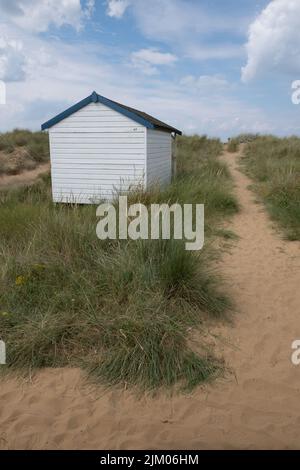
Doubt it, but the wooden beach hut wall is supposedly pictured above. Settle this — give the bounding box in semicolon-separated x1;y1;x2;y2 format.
41;91;182;203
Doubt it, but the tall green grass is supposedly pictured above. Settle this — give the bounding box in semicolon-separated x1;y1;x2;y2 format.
0;135;238;390
241;135;300;240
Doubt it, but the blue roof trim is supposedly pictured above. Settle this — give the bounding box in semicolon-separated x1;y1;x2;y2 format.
41;91;156;131
41;94;94;131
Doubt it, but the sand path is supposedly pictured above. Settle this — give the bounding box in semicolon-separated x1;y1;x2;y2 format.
0;148;300;450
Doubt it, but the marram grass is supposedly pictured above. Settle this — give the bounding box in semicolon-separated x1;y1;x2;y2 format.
0;135;238;390
240;135;300;241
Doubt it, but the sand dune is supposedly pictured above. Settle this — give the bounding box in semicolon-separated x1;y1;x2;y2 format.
0;163;50;189
1;148;300;450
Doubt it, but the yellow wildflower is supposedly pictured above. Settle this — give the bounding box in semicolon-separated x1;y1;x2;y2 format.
33;264;46;271
15;275;27;286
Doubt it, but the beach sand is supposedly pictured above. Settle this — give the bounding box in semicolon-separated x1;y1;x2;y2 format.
1;148;300;450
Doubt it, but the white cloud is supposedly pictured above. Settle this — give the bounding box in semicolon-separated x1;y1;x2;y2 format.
0;36;26;81
107;0;247;62
0;0;96;83
117;0;247;42
242;0;300;82
0;0;94;33
0;22;59;83
130;0;195;41
0;22;292;141
0;0;298;141
84;0;96;19
106;0;130;19
186;43;243;61
0;37;288;141
131;48;177;75
180;75;230;93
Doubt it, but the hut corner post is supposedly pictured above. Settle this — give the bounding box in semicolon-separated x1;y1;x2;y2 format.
171;133;177;182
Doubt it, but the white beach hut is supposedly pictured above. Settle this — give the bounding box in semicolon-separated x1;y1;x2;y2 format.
41;91;182;204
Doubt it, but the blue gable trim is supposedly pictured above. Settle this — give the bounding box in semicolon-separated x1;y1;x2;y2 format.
41;91;156;131
41;94;94;131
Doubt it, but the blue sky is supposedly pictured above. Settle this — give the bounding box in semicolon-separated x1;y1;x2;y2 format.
0;0;300;140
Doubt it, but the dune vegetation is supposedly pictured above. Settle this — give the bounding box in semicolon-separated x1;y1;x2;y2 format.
227;139;239;153
0;129;49;176
0;135;239;390
240;135;300;241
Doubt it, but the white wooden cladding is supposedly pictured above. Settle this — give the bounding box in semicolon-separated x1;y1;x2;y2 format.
146;129;172;187
48;101;172;203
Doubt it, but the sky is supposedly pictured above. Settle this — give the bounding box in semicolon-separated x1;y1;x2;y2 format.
0;0;300;140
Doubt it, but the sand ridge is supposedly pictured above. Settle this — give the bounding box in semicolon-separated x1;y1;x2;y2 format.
0;163;50;189
0;148;300;450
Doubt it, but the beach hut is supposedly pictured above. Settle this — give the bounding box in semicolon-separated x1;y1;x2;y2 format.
41;91;182;203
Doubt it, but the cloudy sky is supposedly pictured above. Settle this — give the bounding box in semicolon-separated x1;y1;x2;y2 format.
0;0;300;140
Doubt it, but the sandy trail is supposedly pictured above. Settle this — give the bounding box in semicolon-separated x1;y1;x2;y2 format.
1;148;300;450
